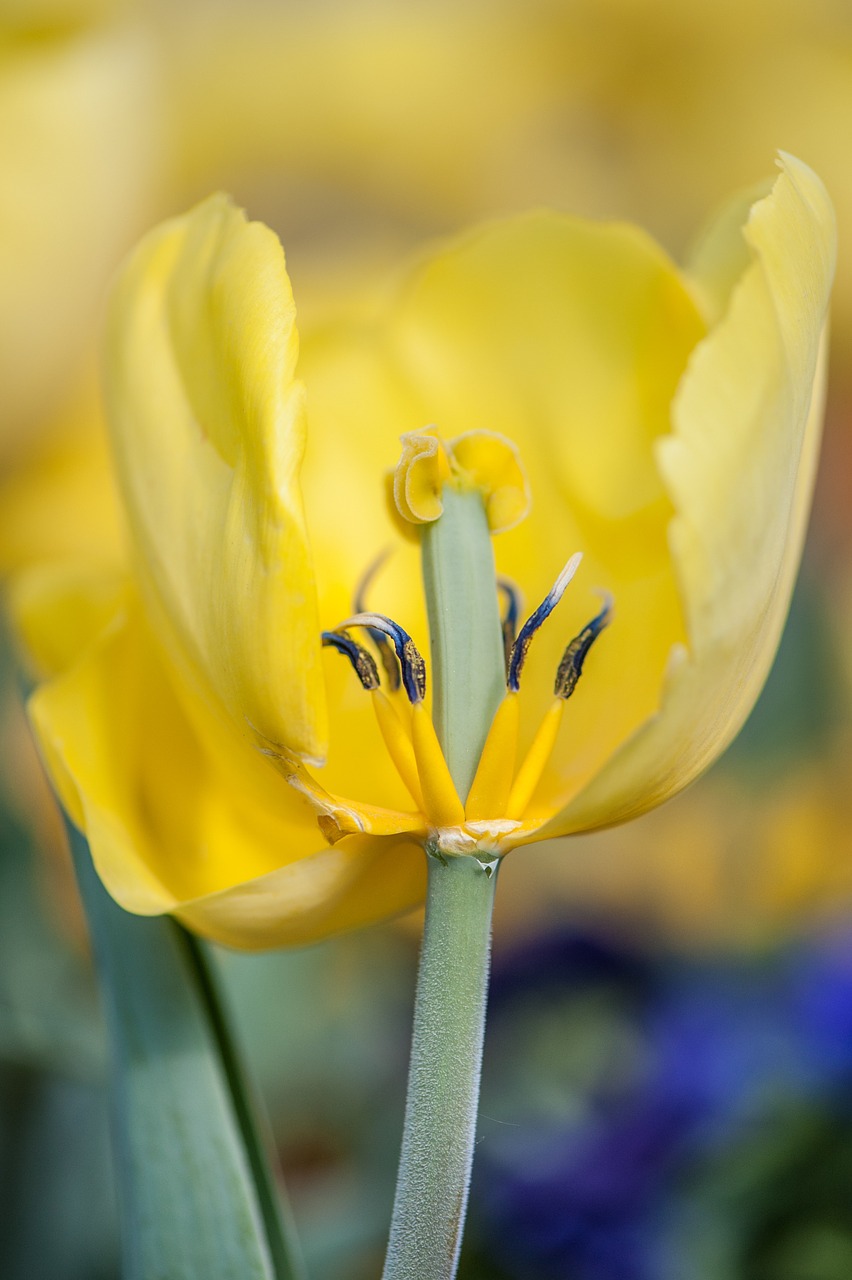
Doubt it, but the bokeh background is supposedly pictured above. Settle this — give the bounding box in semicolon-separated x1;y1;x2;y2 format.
2;1;852;1276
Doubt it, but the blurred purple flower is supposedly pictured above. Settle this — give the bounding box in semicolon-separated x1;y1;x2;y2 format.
474;927;852;1279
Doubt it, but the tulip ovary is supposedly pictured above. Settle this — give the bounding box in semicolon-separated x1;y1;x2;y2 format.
420;485;506;802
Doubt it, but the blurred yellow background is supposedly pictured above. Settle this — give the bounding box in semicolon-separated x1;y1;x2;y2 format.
3;0;852;948
2;6;852;1275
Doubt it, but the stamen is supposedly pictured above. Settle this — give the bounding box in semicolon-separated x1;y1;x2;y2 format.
554;593;613;700
354;550;401;692
410;703;465;827
262;745;420;838
465;692;520;821
507;552;583;692
372;691;425;810
321;631;380;690
497;577;523;672
337;612;426;704
506;700;564;818
505;593;614;819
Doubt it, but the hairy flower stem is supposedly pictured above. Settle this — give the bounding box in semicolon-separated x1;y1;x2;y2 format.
382;488;505;1280
381;855;497;1280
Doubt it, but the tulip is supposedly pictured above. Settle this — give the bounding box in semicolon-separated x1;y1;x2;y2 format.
18;152;832;950
16;152;833;1279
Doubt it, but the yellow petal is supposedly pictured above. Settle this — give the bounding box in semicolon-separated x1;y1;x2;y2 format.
546;154;835;835
27;598;424;945
380;211;704;814
177;834;425;951
296;213;698;699
685;179;774;327
7;559;125;680
105;194;326;762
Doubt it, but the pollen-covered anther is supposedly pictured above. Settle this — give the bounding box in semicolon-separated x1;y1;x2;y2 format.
337;612;426;704
322;608;465;827
464;562;613;824
554;592;614;700
321;630;380;690
507;552;583;692
315;561;611;849
506;594;614;819
353;550;401;691
324;606;465;824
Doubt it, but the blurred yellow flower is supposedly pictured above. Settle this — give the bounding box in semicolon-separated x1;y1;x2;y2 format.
495;750;852;950
0;4;164;462
17;155;834;949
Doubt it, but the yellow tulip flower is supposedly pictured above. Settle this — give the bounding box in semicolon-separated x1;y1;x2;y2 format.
20;153;834;949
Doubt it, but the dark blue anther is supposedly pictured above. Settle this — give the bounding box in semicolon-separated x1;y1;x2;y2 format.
507;553;582;692
336;612;426;704
321;631;380;691
354;550;401;692
554;593;613;700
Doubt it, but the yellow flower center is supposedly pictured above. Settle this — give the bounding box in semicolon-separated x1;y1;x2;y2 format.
263;429;611;860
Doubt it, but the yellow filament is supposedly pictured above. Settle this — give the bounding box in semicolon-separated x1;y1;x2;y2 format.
507;699;564;818
372;690;426;811
281;757;422;838
341;798;425;836
390;685;414;725
411;702;465;827
465;693;520;821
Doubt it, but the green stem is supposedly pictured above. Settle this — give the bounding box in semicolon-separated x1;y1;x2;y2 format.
383;487;505;1280
381;856;497;1280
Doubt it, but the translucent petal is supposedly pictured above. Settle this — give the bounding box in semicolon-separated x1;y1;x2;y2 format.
545;154;835;834
28;597;423;945
105;194;326;761
177;834;425;951
381;211;704;811
8;559;125;680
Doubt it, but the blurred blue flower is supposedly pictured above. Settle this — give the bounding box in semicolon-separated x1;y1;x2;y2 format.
473;927;852;1279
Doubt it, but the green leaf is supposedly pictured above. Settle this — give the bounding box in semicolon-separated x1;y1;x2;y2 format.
67;823;306;1280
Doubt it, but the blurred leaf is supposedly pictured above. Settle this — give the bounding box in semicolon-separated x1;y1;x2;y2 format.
68;823;306;1280
215;931;417;1280
0;1065;118;1280
0;804;103;1077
